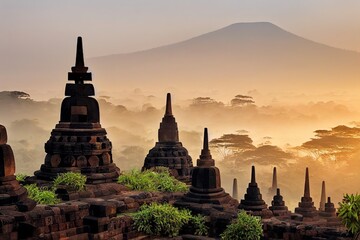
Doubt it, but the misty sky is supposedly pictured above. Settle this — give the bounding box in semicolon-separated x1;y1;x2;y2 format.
1;0;360;98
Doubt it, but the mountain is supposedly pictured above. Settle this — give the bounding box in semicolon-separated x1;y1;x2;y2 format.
89;22;360;96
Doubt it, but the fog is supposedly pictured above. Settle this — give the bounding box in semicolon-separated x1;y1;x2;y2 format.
1;90;360;211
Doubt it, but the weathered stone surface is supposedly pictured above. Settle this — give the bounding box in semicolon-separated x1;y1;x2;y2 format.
0;124;31;208
34;37;120;184
142;93;193;183
269;188;290;217
175;128;238;221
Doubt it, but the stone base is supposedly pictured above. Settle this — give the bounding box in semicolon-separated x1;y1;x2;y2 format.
180;187;237;206
143;142;193;183
34;163;120;184
0;175;28;205
295;206;318;219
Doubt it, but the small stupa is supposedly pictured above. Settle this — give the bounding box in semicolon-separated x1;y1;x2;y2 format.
232;178;238;200
294;168;318;219
268;167;277;197
269;188;290;216
142;93;193;183
175;128;236;206
239;166;269;212
0;124;31;207
319;181;326;212
34;37;120;184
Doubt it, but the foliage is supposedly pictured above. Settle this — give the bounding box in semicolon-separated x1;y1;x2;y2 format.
231;94;255;107
53;172;87;191
338;193;360;236
188;214;208;236
300;125;360;163
133;203;191;237
24;184;60;205
220;211;263;240
15;173;28;182
118;169;187;192
190;97;224;108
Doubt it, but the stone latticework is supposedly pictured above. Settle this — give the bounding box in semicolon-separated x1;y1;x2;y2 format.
34;37;120;184
142;93;193;183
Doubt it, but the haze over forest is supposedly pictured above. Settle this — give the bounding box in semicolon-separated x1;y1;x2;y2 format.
2;22;360;211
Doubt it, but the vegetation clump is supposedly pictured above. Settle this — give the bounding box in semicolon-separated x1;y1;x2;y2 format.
221;211;262;240
24;184;60;205
53;172;87;191
133;203;208;237
15;173;28;182
118;169;187;192
338;193;360;237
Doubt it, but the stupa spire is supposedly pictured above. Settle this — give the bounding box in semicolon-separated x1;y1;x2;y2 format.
272;167;277;189
68;36;92;83
319;181;326;211
251;165;256;184
304;167;310;198
200;128;212;161
165;93;173;116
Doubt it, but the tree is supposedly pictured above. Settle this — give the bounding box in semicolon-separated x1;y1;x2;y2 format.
210;133;256;158
299;125;360;163
190;97;224;108
230;94;255;107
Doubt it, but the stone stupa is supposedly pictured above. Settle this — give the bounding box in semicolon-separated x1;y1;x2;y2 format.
294;168;318;219
269;188;290;216
175;128;236;208
239;166;268;211
34;37;120;184
0;124;35;210
142;93;193;183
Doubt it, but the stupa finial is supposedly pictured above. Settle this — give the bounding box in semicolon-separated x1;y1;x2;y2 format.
165;93;173;116
68;36;92;83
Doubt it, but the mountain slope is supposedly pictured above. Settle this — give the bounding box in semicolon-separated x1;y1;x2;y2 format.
89;22;360;94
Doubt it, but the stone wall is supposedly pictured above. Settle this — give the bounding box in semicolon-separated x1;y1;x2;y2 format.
0;191;182;240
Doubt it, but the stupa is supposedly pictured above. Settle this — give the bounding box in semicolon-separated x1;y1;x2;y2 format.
34;37;120;184
294;168;318;219
142;93;193;183
268;167;277;197
269;188;290;216
239;166;268;212
319;197;336;218
232;178;238;200
0;124;28;205
319;181;326;212
175;128;235;206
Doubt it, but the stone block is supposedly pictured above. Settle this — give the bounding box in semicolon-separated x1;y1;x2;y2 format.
0;145;15;177
89;202;117;217
83;216;110;233
0;125;7;145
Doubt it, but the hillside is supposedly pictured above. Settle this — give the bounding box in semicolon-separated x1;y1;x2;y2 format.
89;22;360;95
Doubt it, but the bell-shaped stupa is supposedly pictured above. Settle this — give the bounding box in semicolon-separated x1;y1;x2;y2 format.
34;37;120;184
142;93;193;183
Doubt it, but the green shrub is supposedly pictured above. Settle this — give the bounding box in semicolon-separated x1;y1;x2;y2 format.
133;203;191;237
15;173;28;182
221;211;263;240
118;169;187;192
24;184;60;205
338;193;360;236
53;172;87;191
188;214;208;236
